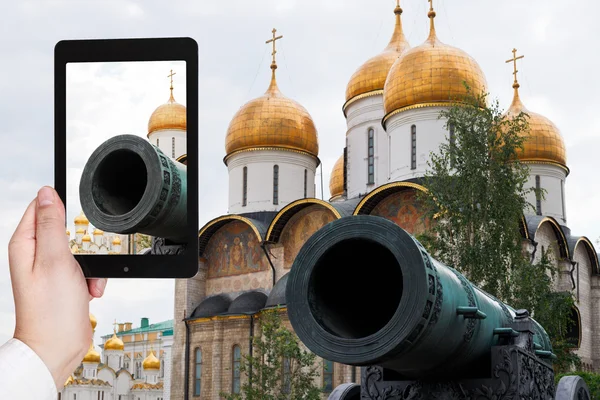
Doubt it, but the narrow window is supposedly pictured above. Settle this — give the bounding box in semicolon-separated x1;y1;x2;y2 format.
157;138;159;147
449;124;456;168
273;165;279;205
343;147;347;193
323;359;334;393
282;357;291;394
367;129;375;184
172;137;175;158
411;125;417;170
194;348;202;396
304;169;308;198
242;167;248;207
161;359;164;377
232;345;242;393
561;180;566;221
535;175;542;215
58;394;62;400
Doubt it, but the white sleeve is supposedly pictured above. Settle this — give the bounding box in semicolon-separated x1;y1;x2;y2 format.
0;338;58;400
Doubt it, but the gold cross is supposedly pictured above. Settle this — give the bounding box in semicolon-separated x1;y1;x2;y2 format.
266;28;283;66
396;0;400;7
428;0;434;11
167;69;176;89
113;319;118;333
505;48;524;86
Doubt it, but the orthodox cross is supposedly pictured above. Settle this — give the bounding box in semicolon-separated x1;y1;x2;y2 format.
428;0;434;11
113;319;118;333
396;0;400;7
266;28;283;67
506;49;524;87
168;69;176;94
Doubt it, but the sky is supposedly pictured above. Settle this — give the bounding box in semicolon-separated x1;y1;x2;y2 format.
66;60;186;233
0;0;599;346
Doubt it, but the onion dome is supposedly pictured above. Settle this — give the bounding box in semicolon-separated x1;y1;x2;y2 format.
82;235;92;243
344;2;410;113
66;230;70;236
329;155;344;201
104;331;125;351
93;229;104;236
74;212;89;226
112;236;122;245
89;313;97;331
147;74;186;137
383;3;487;126
225;33;318;162
83;343;101;363
504;53;567;170
143;350;160;370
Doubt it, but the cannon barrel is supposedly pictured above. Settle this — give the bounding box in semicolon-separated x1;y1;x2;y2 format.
79;134;187;243
286;215;553;379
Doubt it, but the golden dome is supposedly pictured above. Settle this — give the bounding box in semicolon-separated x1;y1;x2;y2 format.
143;350;160;370
83;343;101;363
383;6;487;125
74;212;89;226
89;313;97;331
112;236;122;245
225;67;319;160
104;331;125;351
66;230;70;236
82;235;92;242
344;4;410;109
148;88;186;136
93;229;104;236
76;228;85;234
329;155;344;200
505;84;567;169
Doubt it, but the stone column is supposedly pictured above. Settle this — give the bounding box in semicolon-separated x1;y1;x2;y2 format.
212;319;225;399
591;275;600;371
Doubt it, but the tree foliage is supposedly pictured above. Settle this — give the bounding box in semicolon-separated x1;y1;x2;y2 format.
135;233;152;253
221;308;322;400
417;87;579;371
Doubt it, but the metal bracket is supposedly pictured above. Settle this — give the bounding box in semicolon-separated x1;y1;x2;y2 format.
456;306;487;319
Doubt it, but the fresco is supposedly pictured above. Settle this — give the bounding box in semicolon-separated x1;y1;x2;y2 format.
370;189;430;236
280;205;337;269
206;221;268;279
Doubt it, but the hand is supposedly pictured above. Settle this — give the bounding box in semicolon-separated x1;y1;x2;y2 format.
8;186;108;389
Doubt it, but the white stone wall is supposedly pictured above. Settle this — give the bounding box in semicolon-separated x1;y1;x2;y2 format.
523;164;567;225
572;243;593;365
227;150;317;214
149;129;186;160
386;106;450;183
344;95;388;198
162;335;173;400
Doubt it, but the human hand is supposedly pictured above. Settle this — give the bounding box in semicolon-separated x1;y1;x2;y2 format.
8;186;108;389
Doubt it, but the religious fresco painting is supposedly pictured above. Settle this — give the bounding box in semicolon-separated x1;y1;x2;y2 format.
370;189;430;236
280;206;336;268
206;221;268;279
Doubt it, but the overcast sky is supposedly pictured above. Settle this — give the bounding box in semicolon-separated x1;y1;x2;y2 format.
66;60;186;232
0;0;598;346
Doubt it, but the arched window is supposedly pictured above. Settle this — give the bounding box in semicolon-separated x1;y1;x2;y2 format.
323;359;334;393
367;128;375;184
566;307;581;348
172;137;175;158
161;359;164;377
282;357;291;394
232;345;242;393
194;347;202;396
273;165;279;205
242;167;248;207
411;125;417;170
304;169;308;198
535;175;542;215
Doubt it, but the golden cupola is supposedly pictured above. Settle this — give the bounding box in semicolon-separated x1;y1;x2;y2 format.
224;30;318;162
112;236;122;245
343;1;410;113
104;330;125;351
504;50;567;170
383;2;487;126
82;234;91;243
74;212;89;226
89;313;97;331
329;155;344;201
143;350;160;370
83;343;101;363
148;72;187;137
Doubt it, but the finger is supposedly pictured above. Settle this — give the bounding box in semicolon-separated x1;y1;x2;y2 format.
8;198;38;276
34;187;71;267
87;278;107;299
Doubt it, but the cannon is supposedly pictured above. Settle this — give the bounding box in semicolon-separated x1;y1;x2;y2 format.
79;134;187;245
286;216;588;399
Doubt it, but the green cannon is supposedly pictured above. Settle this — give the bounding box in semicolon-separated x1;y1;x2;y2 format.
286;215;554;380
79;134;186;243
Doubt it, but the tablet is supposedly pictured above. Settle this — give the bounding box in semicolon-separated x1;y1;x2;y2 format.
55;37;198;278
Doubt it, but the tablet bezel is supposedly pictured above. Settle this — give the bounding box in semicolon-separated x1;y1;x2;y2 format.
55;37;199;278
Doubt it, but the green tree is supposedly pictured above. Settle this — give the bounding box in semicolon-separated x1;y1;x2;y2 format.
221;308;322;400
135;233;152;253
417;87;578;371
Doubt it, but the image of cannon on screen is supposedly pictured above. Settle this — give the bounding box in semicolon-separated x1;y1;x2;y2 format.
66;61;187;255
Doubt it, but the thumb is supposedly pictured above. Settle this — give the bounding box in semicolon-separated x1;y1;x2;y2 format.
34;187;70;267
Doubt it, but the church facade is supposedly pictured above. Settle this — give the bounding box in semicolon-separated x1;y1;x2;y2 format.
169;3;600;399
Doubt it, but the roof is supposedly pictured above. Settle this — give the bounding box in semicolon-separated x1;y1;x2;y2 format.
101;320;174;339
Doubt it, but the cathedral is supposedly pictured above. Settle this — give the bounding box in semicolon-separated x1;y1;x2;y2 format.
167;2;599;399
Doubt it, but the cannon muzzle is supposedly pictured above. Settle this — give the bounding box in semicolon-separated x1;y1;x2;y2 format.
286;215;552;379
79;134;187;243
